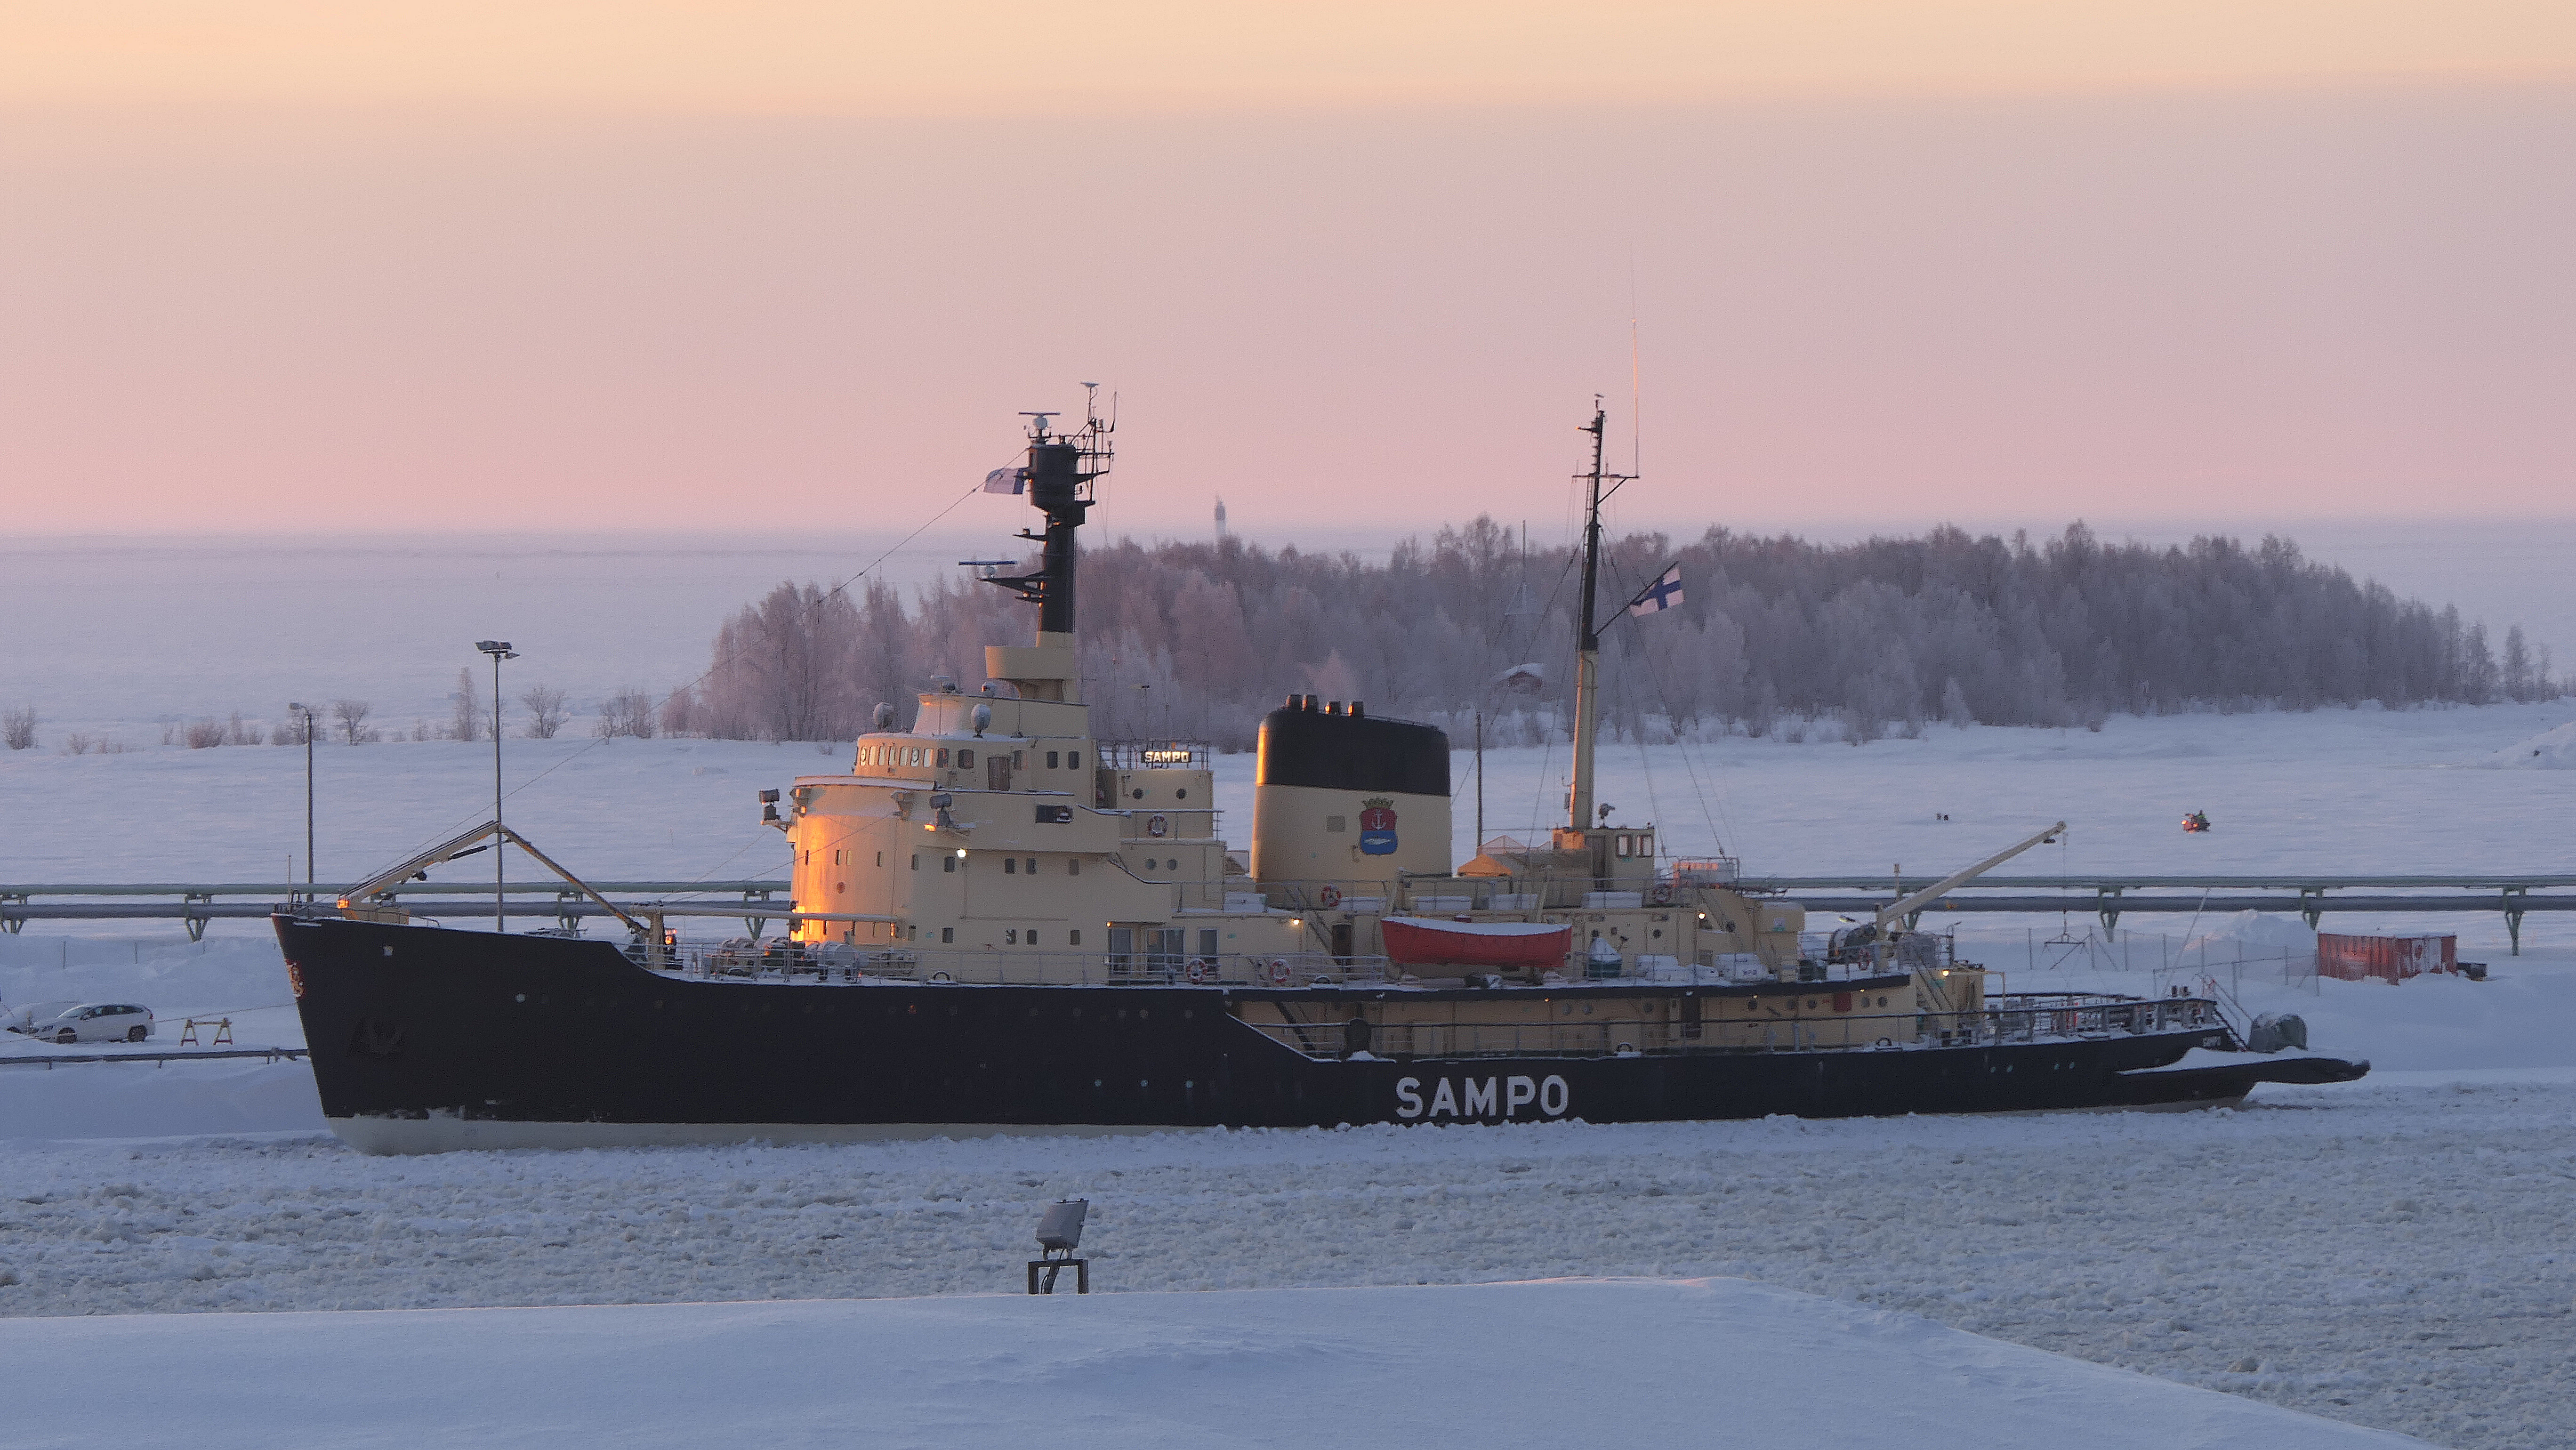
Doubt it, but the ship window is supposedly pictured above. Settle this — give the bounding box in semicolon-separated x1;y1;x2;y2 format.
1326;815;1347;832
910;854;919;870
1615;835;1633;857
875;851;884;867
1068;750;1080;769
942;927;954;943
1069;859;1080;876
1014;751;1025;768
1025;858;1037;874
1070;929;1082;946
802;850;811;865
1005;858;1017;874
1199;928;1218;955
912;748;926;767
958;749;974;769
937;749;950;767
943;855;956;874
1175;788;1187;799
1047;750;1060;769
1006;929;1017;944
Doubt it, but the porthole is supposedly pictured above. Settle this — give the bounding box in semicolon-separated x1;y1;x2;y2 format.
1175;788;1187;799
1133;788;1145;800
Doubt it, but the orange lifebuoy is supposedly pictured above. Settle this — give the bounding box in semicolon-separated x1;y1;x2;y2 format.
1147;814;1169;838
1317;885;1342;910
1650;883;1674;905
1185;958;1209;983
1267;959;1292;985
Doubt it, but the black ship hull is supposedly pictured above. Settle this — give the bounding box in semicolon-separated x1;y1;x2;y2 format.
277;916;2369;1154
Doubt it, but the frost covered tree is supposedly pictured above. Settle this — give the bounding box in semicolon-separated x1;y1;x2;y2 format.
2503;626;2531;703
687;517;2550;745
2;704;34;751
450;667;481;742
519;683;568;739
331;699;372;745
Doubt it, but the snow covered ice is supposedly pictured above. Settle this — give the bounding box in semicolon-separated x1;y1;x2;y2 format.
0;1279;2437;1449
6;701;2576;1447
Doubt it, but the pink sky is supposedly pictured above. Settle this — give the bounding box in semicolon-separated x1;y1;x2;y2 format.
2;3;2571;536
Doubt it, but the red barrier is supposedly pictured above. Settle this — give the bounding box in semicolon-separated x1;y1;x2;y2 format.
2317;932;2456;983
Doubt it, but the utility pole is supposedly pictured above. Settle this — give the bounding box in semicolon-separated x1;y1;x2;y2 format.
475;641;517;931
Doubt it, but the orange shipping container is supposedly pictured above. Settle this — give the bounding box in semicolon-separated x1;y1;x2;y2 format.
2317;932;2456;983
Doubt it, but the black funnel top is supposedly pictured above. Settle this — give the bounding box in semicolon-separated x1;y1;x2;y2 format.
1257;701;1449;796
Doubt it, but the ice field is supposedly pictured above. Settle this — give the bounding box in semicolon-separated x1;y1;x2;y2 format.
3;700;2574;1447
0;1279;2433;1450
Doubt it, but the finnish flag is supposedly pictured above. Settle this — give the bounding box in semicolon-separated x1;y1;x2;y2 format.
1626;564;1684;617
983;467;1028;495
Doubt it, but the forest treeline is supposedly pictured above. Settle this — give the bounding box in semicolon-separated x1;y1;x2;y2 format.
660;519;2564;749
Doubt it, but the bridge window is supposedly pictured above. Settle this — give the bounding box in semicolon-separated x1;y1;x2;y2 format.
958;749;975;769
1615;835;1633;857
1025;858;1037;874
1070;929;1082;945
943;855;957;874
1047;750;1060;769
1068;750;1080;769
941;927;954;943
937;749;950;767
1006;929;1017;944
1069;859;1080;876
1005;858;1017;874
1013;751;1025;768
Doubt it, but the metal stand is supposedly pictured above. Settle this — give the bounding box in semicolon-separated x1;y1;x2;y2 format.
1026;1257;1089;1294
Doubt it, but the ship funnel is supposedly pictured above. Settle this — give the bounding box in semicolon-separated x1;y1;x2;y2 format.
1251;702;1450;888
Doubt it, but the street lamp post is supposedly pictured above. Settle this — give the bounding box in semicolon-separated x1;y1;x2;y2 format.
475;641;517;932
287;702;316;902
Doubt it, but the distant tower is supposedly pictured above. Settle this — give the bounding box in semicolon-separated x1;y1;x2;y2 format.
1214;496;1228;538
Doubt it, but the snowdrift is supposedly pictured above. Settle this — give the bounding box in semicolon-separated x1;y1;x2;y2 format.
2477;719;2576;769
0;1279;2429;1450
2182;910;2318;956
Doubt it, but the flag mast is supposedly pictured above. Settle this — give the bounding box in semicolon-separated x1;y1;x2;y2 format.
1567;401;1628;834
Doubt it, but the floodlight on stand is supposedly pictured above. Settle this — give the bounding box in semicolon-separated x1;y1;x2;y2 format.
1027;1197;1090;1295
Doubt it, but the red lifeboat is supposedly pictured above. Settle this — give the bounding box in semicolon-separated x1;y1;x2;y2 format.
1378;917;1572;969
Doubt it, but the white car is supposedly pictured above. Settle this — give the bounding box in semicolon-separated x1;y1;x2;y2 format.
25;1003;155;1045
4;1000;85;1036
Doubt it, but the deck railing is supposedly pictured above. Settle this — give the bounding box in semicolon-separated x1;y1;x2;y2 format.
638;943;1391;988
1239;991;2227;1061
